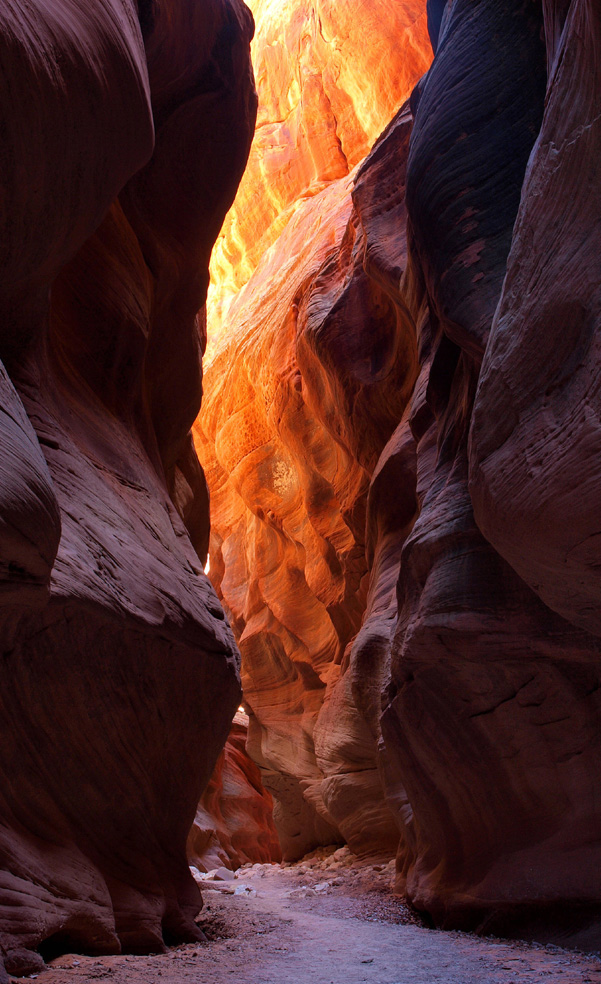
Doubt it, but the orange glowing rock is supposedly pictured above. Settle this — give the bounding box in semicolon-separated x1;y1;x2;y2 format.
197;0;431;859
207;0;431;354
188;712;282;871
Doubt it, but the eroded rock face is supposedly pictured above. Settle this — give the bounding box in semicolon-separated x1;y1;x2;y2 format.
200;0;601;950
187;712;282;871
0;0;255;973
207;0;432;347
196;0;432;859
380;0;601;948
469;0;601;637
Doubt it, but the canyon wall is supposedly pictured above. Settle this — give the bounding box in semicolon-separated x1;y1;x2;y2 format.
187;711;281;872
380;0;601;947
200;0;601;949
195;0;431;860
0;0;256;976
206;0;432;353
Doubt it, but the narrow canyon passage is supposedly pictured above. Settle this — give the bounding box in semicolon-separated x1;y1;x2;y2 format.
193;0;601;954
30;854;601;984
1;0;601;980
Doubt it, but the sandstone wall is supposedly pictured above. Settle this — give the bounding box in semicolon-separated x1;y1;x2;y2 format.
0;0;256;976
199;0;601;950
206;0;431;351
187;712;282;872
380;0;601;948
195;0;431;860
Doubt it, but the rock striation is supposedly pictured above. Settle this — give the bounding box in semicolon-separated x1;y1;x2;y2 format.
0;0;255;975
200;0;601;951
380;0;601;948
206;0;432;351
195;0;431;860
469;0;601;637
187;711;282;872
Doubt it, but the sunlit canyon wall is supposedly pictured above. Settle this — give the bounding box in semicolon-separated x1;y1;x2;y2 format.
197;0;601;948
195;0;432;861
0;0;256;977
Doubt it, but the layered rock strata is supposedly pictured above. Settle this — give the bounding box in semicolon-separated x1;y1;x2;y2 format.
380;0;601;947
0;0;255;975
206;0;432;351
187;711;282;872
200;0;601;950
196;0;432;860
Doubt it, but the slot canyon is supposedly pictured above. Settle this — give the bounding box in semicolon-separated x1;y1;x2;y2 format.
0;0;600;981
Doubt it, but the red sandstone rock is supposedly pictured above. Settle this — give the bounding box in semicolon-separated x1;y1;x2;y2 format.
0;367;60;610
196;175;364;859
207;0;431;348
193;0;601;952
379;0;601;949
0;0;255;974
0;0;154;362
469;0;601;639
196;56;426;858
187;712;281;871
196;0;601;953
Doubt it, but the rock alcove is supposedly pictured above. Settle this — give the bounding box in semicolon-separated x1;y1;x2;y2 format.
1;0;601;980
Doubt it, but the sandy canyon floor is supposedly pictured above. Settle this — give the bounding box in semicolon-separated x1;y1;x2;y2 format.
27;848;601;984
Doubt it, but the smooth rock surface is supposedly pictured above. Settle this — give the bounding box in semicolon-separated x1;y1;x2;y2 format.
379;0;601;948
196;1;431;860
469;0;601;637
0;0;255;972
188;712;282;871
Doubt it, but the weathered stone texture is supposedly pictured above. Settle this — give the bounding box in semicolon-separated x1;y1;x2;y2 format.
196;0;432;858
188;712;282;872
0;0;256;974
201;0;601;951
207;0;431;348
380;0;601;948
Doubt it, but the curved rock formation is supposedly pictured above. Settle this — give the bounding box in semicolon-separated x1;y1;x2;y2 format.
380;0;601;948
0;0;255;975
207;0;432;348
469;0;601;637
200;0;601;951
196;0;432;860
187;712;282;872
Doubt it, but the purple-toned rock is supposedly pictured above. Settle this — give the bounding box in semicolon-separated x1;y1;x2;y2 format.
470;0;601;639
379;0;601;950
0;0;256;972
